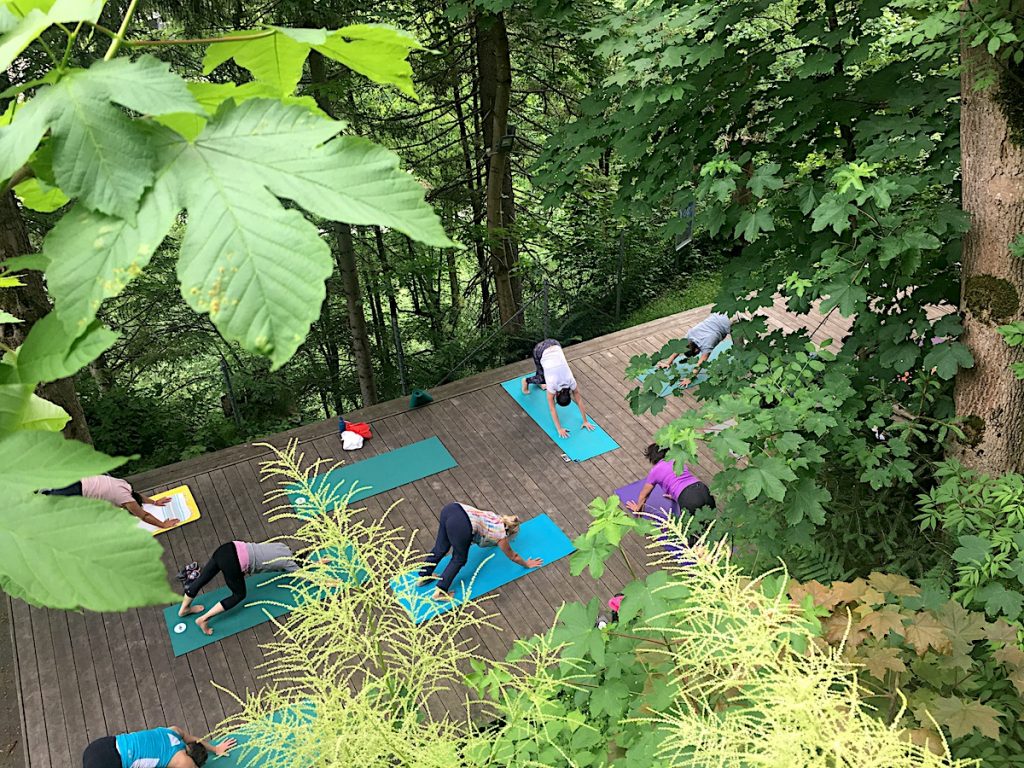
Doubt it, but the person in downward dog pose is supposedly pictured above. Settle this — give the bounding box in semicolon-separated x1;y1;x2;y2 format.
420;502;544;601
177;540;301;635
521;338;596;439
656;311;732;387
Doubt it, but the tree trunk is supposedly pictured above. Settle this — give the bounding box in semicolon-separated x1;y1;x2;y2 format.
952;33;1024;474
0;191;92;444
307;50;377;407
335;222;377;406
375;227;408;395
477;12;522;332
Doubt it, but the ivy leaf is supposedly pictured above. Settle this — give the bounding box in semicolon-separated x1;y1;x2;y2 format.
923;341;974;380
810;193;857;234
740;456;797;502
158;99;451;368
0;431;126;493
15;313;118;384
929;695;1003;740
0;492;176;611
952;534;992;565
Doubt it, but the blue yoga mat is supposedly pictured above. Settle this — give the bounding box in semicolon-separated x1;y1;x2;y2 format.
500;378;619;461
392;513;575;623
287;437;457;513
636;339;733;397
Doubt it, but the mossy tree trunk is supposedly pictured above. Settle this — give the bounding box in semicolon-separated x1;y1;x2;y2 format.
953;32;1024;474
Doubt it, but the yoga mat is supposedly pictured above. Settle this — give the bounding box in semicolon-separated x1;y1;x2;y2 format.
500;378;619;461
210;702;316;767
392;513;575;623
636;338;733;397
140;484;201;536
288;437;457;512
164;551;357;656
614;479;691;562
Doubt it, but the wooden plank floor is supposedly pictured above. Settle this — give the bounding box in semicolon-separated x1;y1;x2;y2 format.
6;300;953;767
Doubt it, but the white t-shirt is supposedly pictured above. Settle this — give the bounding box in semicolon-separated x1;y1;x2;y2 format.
540;345;577;394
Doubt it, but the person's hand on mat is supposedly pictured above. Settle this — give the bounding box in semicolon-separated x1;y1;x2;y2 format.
625;500;642;513
153;497;172;506
680;377;692;388
581;420;596;431
657;355;677;369
212;738;237;757
157;518;177;529
557;427;569;438
524;557;543;568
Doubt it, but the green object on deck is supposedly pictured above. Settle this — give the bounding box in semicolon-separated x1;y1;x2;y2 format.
409;388;433;408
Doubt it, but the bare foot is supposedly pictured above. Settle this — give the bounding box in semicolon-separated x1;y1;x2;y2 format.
432;589;453;602
196;617;213;636
521;379;530;394
178;605;204;617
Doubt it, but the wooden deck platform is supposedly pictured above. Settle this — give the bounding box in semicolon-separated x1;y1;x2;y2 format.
4;298;888;767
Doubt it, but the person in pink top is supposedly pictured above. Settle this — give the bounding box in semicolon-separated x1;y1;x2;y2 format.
43;474;177;529
626;443;716;516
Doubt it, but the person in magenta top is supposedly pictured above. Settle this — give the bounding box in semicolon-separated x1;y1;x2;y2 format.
626;443;716;515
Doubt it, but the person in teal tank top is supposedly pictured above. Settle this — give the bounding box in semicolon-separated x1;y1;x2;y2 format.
81;725;235;768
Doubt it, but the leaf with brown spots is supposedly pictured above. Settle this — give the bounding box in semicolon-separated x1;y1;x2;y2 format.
856;604;907;641
929;695;1003;740
903;614;952;656
868;572;921;598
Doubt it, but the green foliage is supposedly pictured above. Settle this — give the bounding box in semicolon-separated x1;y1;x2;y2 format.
0;1;452;611
918;463;1024;624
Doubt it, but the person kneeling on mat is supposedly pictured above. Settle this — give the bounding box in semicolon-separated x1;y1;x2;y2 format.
420;502;544;601
178;540;301;635
656;311;732;387
82;725;235;768
521;338;596;439
626;443;716;516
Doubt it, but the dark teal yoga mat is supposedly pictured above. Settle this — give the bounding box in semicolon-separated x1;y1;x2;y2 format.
288;437;457;512
209;701;316;766
392;513;575;623
164;550;358;656
500;378;618;461
636;338;732;397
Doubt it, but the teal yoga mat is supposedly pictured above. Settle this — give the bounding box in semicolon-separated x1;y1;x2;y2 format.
500;378;618;461
164;551;358;656
636;339;732;397
210;701;316;767
288;437;457;512
392;513;575;623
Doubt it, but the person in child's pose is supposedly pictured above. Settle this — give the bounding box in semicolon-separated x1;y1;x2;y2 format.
626;443;716;516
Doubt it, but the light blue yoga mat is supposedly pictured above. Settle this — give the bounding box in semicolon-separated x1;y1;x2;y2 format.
392;513;575;623
636;339;732;397
500;378;619;461
287;437;457;513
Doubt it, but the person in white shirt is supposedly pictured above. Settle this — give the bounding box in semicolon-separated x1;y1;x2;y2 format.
657;312;732;386
521;339;596;439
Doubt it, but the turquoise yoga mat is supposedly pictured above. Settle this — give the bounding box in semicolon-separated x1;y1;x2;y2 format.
163;551;359;657
288;437;457;513
500;378;619;461
392;513;575;624
636;339;732;397
210;701;316;767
